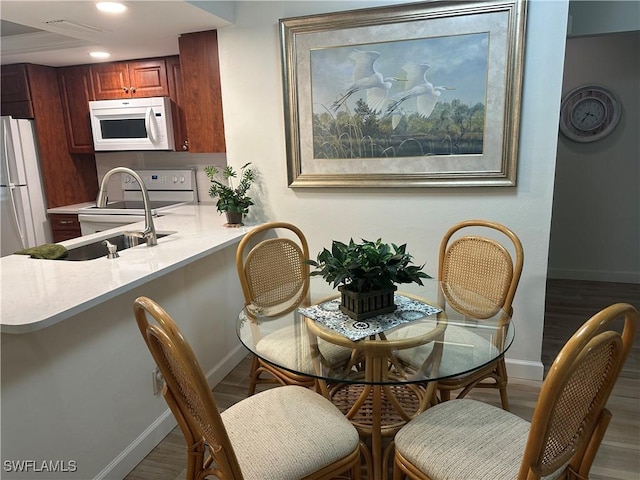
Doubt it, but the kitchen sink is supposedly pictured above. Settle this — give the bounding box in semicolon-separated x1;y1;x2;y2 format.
63;232;174;261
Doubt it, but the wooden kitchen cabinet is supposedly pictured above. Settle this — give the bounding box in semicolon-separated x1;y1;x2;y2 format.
57;65;95;154
0;64;34;118
7;63;99;210
91;58;169;100
56;39;225;154
166;55;189;152
50;214;82;242
178;30;226;153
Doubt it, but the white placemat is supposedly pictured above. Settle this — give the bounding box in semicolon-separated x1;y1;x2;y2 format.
299;294;442;341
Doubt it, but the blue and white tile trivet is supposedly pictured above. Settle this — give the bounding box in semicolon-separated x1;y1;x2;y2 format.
299;295;442;341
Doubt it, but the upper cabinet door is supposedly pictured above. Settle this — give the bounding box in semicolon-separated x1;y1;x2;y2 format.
127;59;169;98
23;64;99;208
57;65;95;154
166;55;189;152
178;30;226;153
91;58;169;100
1;64;34;118
91;61;130;99
1;64;31;103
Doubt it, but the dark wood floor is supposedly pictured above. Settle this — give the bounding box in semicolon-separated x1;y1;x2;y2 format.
125;279;640;480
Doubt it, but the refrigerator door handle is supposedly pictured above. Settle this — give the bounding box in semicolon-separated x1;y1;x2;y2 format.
6;185;27;250
2;119;17;187
2;121;27;248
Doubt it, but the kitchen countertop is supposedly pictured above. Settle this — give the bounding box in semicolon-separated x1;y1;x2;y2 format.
1;205;255;334
47;201;96;214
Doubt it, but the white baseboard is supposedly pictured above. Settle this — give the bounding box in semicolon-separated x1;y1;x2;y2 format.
205;344;251;391
94;408;177;480
95;344;248;480
547;268;640;284
506;358;544;381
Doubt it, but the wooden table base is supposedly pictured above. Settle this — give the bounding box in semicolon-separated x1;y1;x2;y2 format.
321;358;437;480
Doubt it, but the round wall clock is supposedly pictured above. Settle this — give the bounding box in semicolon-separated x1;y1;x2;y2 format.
559;85;621;143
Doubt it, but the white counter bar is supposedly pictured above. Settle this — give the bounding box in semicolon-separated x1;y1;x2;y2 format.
46;201;95;214
1;205;260;480
1;204;252;333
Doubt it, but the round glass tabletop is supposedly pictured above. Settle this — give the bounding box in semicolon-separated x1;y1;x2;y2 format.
237;279;514;386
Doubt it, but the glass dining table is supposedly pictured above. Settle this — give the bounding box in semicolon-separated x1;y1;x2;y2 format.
236;279;514;480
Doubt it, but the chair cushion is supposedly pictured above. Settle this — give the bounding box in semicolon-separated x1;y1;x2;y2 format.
256;324;352;375
394;399;564;480
388;324;499;377
222;385;360;480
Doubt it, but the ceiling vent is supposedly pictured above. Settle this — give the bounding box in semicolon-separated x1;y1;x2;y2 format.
44;19;107;34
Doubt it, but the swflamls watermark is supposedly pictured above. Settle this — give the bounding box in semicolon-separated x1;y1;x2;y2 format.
3;460;78;473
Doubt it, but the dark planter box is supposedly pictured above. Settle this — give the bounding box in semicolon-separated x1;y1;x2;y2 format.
338;285;397;321
224;211;244;225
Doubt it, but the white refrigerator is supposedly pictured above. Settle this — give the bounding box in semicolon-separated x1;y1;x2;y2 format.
1;116;51;257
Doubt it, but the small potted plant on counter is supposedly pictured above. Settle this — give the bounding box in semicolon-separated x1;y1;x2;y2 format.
307;238;430;320
205;163;255;226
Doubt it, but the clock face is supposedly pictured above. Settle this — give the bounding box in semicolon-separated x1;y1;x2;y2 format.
570;98;606;131
559;85;621;143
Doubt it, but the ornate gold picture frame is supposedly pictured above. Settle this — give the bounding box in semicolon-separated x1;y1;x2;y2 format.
280;0;527;187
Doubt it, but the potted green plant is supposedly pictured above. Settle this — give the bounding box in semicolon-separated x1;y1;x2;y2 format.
205;163;255;226
307;238;430;320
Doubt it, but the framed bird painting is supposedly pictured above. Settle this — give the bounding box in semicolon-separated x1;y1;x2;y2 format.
280;0;527;187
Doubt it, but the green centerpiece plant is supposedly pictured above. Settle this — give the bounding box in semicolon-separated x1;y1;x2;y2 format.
307;238;430;320
205;163;255;225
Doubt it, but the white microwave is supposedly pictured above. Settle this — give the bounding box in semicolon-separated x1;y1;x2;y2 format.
89;97;175;151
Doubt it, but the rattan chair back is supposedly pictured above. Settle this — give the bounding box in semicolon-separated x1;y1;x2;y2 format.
236;222;310;317
236;222;317;395
438;219;523;319
519;302;637;479
435;219;523;410
134;296;243;480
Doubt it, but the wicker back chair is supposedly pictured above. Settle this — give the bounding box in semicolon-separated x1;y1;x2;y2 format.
134;296;363;480
436;219;524;409
237;222;311;318
392;302;637;480
236;222;317;394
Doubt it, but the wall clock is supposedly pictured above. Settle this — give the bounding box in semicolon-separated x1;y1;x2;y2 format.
559;85;621;143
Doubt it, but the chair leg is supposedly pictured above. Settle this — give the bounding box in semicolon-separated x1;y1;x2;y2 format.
247;354;260;396
497;358;510;411
439;388;451;402
186;441;206;480
393;454;403;480
393;451;415;480
352;448;363;480
498;385;510;410
393;463;404;480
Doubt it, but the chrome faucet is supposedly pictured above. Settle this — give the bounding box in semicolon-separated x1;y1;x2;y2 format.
96;167;158;246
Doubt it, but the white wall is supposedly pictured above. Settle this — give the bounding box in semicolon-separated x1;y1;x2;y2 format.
548;31;640;283
214;0;570;381
568;0;640;37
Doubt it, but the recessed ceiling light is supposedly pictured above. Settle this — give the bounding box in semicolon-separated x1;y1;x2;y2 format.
96;2;127;14
89;51;111;59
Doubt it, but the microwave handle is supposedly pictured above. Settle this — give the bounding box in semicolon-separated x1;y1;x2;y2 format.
145;107;159;143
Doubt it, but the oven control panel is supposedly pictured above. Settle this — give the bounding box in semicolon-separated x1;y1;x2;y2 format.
122;169;196;191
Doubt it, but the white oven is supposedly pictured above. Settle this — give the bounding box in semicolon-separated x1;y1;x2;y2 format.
78;168;197;235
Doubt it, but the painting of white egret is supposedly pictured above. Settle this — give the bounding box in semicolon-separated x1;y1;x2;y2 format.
280;0;527;187
310;33;488;159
